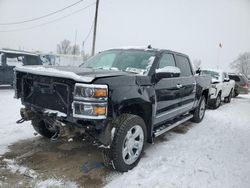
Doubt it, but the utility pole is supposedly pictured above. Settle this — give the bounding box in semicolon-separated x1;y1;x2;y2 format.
91;0;100;56
74;30;77;55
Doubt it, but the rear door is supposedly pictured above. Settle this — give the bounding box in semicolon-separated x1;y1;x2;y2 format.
154;53;183;125
175;55;196;111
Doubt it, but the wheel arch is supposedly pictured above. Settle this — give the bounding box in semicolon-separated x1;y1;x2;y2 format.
202;89;209;102
118;101;153;143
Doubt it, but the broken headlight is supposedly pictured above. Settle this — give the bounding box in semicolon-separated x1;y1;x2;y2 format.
73;102;107;119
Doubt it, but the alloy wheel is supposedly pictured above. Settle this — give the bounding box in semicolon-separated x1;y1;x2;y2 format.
122;125;144;165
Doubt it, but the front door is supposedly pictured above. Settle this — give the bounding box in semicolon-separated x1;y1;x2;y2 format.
154;53;183;125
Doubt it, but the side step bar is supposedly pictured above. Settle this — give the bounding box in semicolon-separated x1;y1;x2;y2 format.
153;114;193;137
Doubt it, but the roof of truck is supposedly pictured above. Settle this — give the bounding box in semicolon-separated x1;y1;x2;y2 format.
0;49;39;56
106;46;189;57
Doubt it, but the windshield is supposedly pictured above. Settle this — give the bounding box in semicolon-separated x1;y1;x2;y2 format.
201;70;220;79
80;50;156;74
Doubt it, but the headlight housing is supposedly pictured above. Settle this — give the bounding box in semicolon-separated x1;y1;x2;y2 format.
73;101;107;119
73;83;108;119
74;83;108;100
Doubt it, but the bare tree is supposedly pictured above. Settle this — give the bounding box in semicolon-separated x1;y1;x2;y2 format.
231;52;250;75
57;39;72;54
71;44;80;55
83;53;90;61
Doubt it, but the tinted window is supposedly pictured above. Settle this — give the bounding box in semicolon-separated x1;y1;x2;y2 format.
176;55;192;76
158;53;176;69
229;75;240;82
26;56;40;65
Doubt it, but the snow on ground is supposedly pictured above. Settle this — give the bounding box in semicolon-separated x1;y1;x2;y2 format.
105;95;250;188
0;88;79;187
0;88;35;155
0;87;250;188
3;158;38;179
34;179;78;188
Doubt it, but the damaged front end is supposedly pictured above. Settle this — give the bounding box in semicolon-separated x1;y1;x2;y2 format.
17;107;84;140
14;70;113;146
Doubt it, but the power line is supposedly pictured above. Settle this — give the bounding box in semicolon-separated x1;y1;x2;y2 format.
84;20;94;43
81;19;94;54
0;0;85;25
0;3;96;32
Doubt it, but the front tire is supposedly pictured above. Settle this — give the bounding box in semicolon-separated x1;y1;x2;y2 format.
191;96;206;123
32;119;56;138
224;90;232;103
210;93;221;109
104;114;146;172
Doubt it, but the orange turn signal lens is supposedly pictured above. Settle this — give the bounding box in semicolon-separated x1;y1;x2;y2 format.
94;89;108;98
94;106;106;115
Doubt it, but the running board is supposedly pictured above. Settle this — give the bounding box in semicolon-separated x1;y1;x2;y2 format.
153;114;193;137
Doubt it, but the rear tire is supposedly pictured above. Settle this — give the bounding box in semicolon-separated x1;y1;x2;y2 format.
32;119;56;138
191;96;206;123
103;114;146;172
233;90;239;97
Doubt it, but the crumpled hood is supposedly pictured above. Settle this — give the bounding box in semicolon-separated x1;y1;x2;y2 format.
14;65;131;83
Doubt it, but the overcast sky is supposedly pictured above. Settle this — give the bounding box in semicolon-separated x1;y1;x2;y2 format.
0;0;250;71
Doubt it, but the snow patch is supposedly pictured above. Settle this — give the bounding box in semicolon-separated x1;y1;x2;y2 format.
0;90;35;155
3;159;38;179
156;66;181;74
44;109;67;117
105;94;250;188
14;66;94;83
35;179;78;188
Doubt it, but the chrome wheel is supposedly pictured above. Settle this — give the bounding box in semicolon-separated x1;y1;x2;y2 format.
122;125;144;165
199;98;206;118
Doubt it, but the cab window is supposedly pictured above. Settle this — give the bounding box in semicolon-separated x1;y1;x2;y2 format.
158;53;176;69
175;55;192;77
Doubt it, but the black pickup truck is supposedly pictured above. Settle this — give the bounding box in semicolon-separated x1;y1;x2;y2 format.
14;47;211;172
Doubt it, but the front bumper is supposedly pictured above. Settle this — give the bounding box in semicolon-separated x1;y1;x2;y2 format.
20;106;113;145
209;87;217;99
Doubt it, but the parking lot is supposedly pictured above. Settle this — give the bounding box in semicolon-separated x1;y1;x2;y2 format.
0;87;249;187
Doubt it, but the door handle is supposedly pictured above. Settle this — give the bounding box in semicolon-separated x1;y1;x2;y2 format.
176;84;183;89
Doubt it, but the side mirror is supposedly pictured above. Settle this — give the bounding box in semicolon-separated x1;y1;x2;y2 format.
155;66;181;80
224;78;230;82
195;68;201;75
